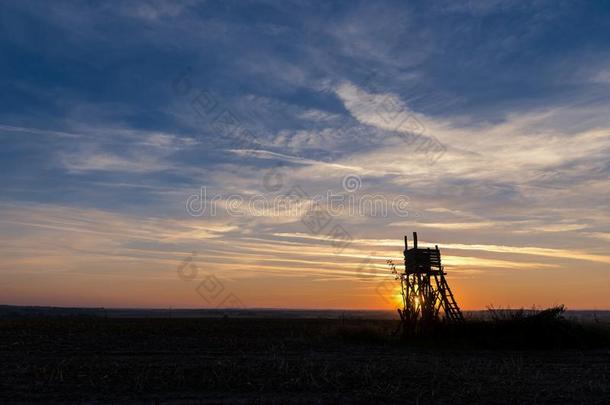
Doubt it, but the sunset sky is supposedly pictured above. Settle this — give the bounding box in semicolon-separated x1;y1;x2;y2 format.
1;1;609;310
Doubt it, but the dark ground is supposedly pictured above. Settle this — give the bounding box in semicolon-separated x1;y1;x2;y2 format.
1;316;609;404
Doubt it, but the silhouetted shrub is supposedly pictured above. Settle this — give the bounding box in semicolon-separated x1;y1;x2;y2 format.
400;305;610;349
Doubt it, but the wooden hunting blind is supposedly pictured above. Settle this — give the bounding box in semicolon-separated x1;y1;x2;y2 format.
394;232;464;329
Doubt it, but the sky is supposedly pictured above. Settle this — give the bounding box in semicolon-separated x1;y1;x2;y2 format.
1;0;609;310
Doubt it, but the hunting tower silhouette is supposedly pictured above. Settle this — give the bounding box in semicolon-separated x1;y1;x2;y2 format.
390;232;464;331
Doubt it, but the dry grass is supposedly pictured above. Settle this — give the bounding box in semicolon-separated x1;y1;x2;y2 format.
0;313;609;403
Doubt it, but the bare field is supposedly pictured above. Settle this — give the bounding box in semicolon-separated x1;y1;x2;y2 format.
1;317;609;404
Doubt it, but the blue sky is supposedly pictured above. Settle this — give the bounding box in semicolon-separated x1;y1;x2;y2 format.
1;1;610;309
